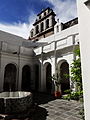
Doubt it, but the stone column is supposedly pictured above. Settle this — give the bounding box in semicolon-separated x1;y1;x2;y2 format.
0;56;5;92
40;47;46;92
0;65;4;92
18;66;22;91
49;15;53;27
33;27;35;36
39;23;41;33
51;42;57;94
44;19;46;30
35;26;37;35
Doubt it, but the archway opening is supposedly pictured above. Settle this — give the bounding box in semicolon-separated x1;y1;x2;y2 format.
3;63;17;91
60;62;70;94
46;63;52;94
22;65;31;91
35;64;39;91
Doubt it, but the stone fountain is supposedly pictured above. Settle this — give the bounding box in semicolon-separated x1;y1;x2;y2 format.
0;91;32;114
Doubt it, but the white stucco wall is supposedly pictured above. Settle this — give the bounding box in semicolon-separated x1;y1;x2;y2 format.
36;24;78;44
77;0;90;119
34;22;79;93
0;52;35;92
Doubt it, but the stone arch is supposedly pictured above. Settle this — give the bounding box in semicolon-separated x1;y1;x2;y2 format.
57;60;70;94
22;65;31;91
3;63;17;91
34;64;39;91
57;59;67;68
44;62;52;94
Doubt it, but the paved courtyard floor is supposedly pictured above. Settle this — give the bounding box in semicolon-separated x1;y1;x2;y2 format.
39;99;83;120
0;92;84;120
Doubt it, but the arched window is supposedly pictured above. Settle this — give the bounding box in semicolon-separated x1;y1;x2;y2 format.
39;15;41;19
44;12;46;16
36;25;39;34
46;19;49;29
3;63;17;91
22;65;31;91
41;22;44;32
60;62;70;94
44;62;52;93
57;25;59;32
31;31;33;37
46;63;52;93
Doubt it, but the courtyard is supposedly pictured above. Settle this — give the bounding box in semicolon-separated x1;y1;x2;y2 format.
0;92;83;120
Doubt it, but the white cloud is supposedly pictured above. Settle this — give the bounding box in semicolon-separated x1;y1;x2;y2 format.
0;0;77;38
43;0;77;23
0;11;36;39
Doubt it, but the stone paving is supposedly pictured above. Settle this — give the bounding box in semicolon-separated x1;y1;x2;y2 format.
0;92;84;120
39;99;83;120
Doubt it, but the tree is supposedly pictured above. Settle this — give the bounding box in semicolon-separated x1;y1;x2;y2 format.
52;66;62;97
71;46;82;91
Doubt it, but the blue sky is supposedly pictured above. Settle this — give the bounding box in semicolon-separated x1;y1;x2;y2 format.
0;0;53;24
0;0;77;38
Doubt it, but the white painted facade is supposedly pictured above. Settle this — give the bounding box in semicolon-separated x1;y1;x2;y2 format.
0;31;37;92
0;8;79;95
34;22;79;93
77;0;90;119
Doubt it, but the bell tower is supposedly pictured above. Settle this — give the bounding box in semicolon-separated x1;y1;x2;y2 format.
29;7;56;41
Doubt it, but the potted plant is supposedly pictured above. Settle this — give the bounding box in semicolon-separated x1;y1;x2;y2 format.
52;68;62;98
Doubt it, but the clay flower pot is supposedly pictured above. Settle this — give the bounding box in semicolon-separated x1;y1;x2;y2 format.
54;91;62;98
54;85;62;98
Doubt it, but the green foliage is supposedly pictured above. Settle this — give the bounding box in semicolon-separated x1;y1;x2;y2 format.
64;89;71;94
63;46;85;119
70;91;83;100
71;46;82;91
74;46;80;57
63;46;83;100
62;90;83;101
63;94;71;101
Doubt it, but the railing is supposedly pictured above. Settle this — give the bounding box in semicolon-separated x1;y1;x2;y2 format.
34;33;79;55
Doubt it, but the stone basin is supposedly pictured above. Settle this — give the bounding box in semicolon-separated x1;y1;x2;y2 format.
0;91;32;114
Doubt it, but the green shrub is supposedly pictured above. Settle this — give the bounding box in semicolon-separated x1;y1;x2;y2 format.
70;92;80;100
62;94;71;101
64;89;71;94
63;90;83;101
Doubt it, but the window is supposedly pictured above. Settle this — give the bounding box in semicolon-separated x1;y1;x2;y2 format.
57;25;59;32
36;25;39;34
31;31;33;37
46;19;49;29
39;15;41;19
41;22;44;32
44;12;46;16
